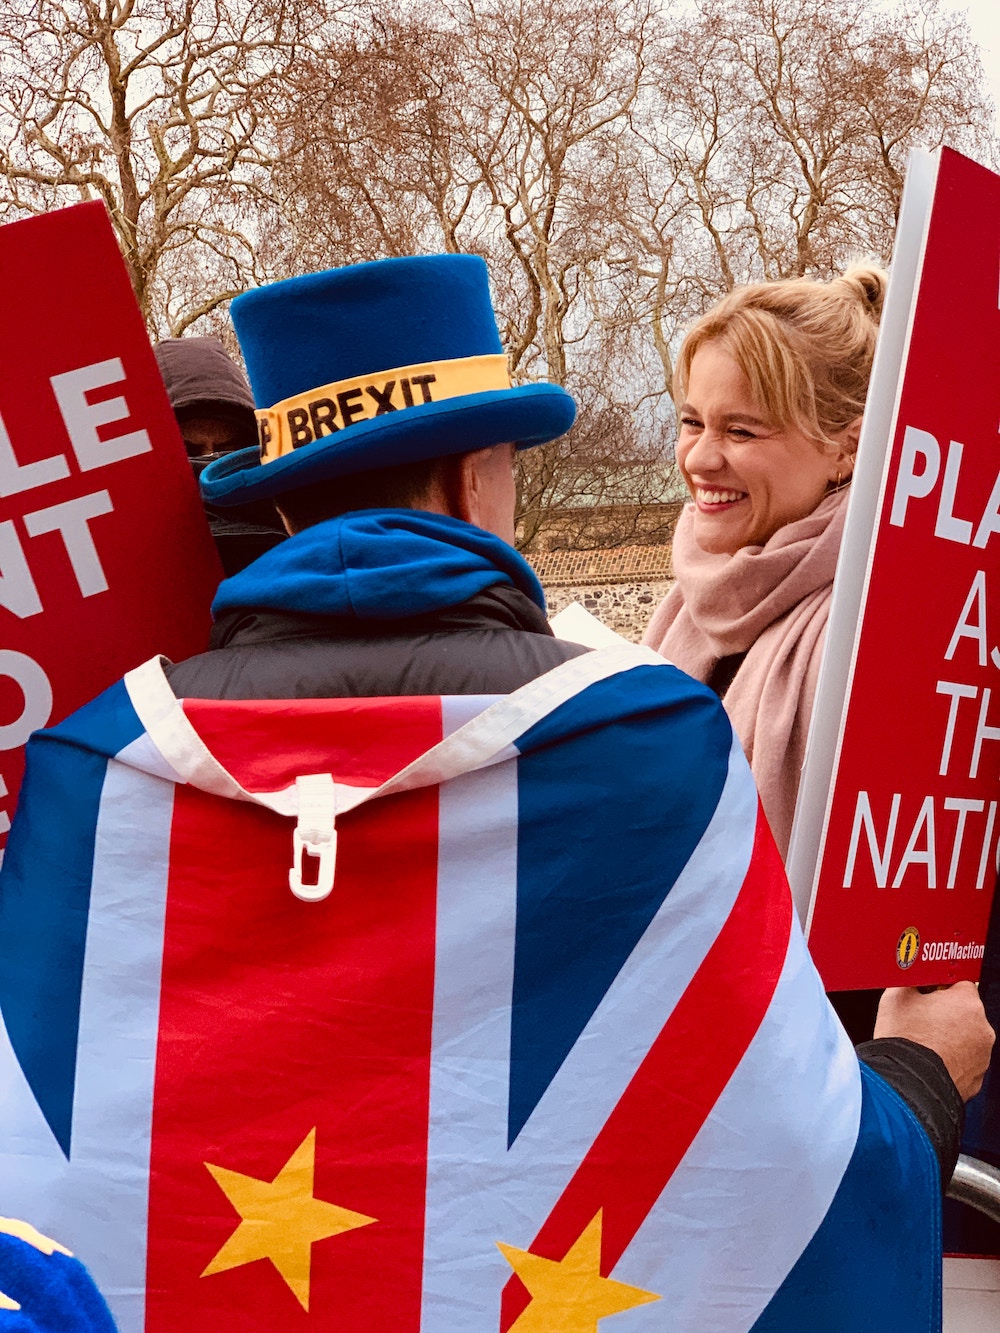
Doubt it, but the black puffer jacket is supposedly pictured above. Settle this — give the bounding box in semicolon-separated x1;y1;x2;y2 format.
166;584;586;700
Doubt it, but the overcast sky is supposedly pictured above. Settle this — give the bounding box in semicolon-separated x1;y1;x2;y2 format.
938;0;1000;128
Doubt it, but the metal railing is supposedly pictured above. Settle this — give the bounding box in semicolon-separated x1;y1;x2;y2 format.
947;1154;1000;1224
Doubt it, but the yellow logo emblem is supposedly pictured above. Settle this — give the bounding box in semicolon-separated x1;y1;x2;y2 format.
896;927;920;970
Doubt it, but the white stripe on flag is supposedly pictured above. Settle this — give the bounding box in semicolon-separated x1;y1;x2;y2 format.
419;733;759;1326
0;762;173;1333
66;759;173;1332
420;730;520;1330
506;734;757;1185
126;645;670;822
0;761;172;1333
616;921;860;1330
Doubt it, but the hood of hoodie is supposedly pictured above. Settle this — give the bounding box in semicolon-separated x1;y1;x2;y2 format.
153;336;257;428
210;509;547;621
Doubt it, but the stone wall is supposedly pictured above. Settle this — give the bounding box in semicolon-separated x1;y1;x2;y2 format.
543;579;673;643
526;544;673;644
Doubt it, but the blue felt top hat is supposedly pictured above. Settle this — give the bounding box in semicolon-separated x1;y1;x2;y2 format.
200;254;577;505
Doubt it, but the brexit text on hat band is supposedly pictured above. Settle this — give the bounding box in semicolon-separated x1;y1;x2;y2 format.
256;353;511;462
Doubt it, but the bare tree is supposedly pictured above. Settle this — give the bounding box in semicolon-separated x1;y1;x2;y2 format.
0;0;312;333
651;0;995;285
268;6;461;272
272;0;670;548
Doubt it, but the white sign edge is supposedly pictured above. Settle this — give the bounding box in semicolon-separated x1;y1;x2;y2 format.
786;146;940;931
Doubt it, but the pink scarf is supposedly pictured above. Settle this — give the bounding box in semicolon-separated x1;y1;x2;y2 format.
643;490;848;856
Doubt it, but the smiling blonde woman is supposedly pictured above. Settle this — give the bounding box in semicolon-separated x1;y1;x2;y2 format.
644;265;886;857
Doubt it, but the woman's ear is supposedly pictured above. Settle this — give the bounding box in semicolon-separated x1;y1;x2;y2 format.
842;415;863;461
830;415;863;483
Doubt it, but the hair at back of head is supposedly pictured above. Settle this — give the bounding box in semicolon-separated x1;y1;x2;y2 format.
276;455;447;532
675;262;888;451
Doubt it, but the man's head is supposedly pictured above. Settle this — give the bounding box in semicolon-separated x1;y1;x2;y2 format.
275;443;516;544
199;255;574;544
153;337;258;458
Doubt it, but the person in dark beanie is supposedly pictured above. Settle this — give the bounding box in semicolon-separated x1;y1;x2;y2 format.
153;336;287;577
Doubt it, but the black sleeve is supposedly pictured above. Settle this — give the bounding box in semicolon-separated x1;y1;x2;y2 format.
857;1037;965;1188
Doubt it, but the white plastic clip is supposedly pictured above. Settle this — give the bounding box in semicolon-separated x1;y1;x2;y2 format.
290;774;337;902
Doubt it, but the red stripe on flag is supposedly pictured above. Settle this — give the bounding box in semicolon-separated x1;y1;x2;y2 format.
145;698;443;1331
501;806;792;1329
180;694;453;792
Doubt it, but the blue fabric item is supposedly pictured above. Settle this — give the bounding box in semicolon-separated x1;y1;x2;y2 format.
211;509;546;620
199;385;576;506
202;254;576;504
0;1226;118;1331
752;1064;941;1332
233;254;505;407
0;681;143;1158
509;664;730;1145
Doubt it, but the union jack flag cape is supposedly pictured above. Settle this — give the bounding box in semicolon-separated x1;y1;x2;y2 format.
0;645;941;1332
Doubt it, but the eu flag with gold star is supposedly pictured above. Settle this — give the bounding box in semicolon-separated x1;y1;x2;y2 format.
0;646;941;1331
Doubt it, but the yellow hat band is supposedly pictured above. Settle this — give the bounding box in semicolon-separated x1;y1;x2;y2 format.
257;353;512;464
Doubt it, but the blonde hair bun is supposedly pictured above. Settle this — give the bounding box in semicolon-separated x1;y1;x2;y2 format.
674;262;890;449
834;263;888;322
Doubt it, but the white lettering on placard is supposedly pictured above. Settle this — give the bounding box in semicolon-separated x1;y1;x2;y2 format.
0;409;69;498
970;687;1000;779
891;795;937;888
887;424;1000;548
0;521;42;619
0;773;8;836
844;791;1000;893
50;358;152;472
944;797;985;888
844;791;901;887
978;802;999;888
922;941;986;961
24;490;114;597
0;650;52;749
934;441;974;544
973;470;1000;549
890;426;939;528
936;680;978;776
945;572;988;666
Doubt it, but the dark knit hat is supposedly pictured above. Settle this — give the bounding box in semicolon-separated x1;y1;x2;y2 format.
153;337;257;443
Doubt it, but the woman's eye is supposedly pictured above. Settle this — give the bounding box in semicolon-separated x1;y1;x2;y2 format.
729;428;755;440
679;417;702;430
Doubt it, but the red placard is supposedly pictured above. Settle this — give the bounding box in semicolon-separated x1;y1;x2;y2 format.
0;201;221;852
792;147;1000;989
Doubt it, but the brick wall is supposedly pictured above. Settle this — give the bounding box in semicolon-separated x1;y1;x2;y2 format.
528;542;672;586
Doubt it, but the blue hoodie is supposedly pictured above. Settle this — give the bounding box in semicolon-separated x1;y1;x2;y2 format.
211;510;546;621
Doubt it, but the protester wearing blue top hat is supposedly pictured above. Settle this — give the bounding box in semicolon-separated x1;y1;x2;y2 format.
198;253;576;504
169;253;589;700
4;252;991;1331
176;246;987;1192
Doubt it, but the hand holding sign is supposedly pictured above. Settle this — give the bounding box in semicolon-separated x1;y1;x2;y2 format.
875;983;996;1102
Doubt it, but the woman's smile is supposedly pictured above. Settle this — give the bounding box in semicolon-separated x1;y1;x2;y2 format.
693;487;748;508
